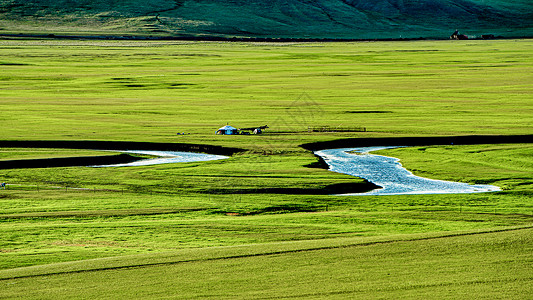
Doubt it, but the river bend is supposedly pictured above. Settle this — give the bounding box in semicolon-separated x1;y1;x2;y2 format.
315;147;501;196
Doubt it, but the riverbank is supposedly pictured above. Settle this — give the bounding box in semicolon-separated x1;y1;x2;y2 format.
0;145;375;195
3;134;530;159
0;153;140;170
300;134;533;151
0;140;243;156
1;135;526;196
316;147;500;196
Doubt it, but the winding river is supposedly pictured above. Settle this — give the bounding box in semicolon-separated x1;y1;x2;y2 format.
93;147;501;196
0;146;502;196
91;150;228;167
315;147;501;196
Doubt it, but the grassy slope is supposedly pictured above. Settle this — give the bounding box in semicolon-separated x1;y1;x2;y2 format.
1;227;531;298
0;39;531;297
0;0;532;38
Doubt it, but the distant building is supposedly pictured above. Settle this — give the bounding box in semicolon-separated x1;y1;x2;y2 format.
216;124;268;135
216;125;238;135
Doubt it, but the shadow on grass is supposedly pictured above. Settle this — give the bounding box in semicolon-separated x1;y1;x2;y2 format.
201;182;380;196
0;154;140;169
300;134;533;151
212;204;328;216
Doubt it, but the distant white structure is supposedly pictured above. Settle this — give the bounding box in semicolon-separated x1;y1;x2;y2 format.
216;125;238;135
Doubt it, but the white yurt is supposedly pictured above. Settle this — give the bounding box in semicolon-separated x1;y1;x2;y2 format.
216;125;238;135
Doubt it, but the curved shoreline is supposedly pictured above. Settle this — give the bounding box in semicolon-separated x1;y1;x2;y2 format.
0;154;141;170
300;134;533;151
302;135;533;183
316;147;501;196
91;150;228;167
303;134;531;195
0;140;243;156
0;136;529;195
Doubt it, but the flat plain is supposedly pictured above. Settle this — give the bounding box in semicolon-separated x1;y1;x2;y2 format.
0;38;532;298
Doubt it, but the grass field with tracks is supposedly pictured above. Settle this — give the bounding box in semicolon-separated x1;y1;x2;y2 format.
0;38;532;298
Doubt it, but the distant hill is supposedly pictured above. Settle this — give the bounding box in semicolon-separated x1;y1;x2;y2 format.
1;0;532;39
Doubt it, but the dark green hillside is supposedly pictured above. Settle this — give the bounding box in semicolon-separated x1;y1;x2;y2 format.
1;0;532;38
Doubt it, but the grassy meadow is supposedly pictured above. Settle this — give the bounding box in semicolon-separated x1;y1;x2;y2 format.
1;38;532;145
2;227;531;299
0;38;532;298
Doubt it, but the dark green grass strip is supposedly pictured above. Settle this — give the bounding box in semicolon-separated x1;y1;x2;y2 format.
0;140;243;156
301;134;533;151
0;208;205;219
1;225;531;281
0;154;140;169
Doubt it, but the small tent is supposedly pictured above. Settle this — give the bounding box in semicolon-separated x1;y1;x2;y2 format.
216;125;238;135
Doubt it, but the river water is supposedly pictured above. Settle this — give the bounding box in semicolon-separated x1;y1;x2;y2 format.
91;147;500;196
315;147;501;196
91;150;228;167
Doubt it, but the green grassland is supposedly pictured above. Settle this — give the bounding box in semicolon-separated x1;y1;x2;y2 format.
0;148;116;161
1;228;532;299
0;39;532;298
0;38;531;145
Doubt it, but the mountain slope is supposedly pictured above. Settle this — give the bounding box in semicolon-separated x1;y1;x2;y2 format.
1;0;532;38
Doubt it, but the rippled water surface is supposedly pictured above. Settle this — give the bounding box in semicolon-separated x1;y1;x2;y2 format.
92;150;228;167
315;147;500;196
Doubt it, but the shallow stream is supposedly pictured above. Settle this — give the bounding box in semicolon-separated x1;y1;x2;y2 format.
315;147;501;196
91;150;228;167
